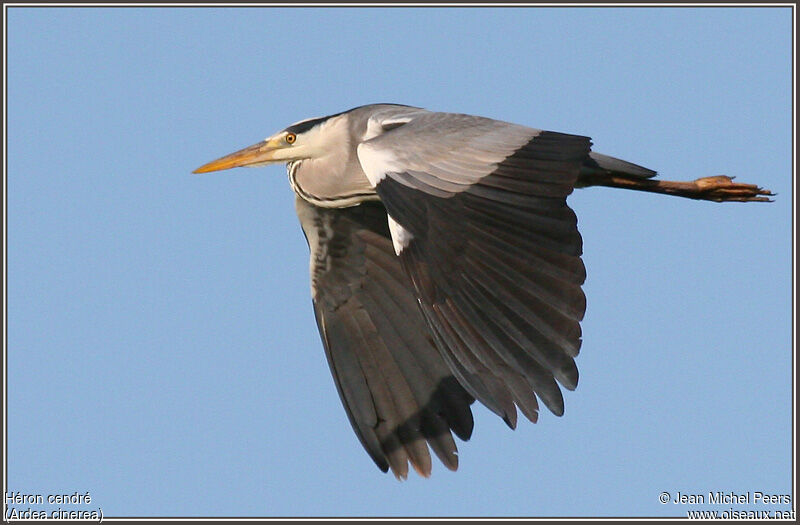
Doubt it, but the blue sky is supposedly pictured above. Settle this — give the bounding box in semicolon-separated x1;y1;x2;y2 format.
6;6;793;518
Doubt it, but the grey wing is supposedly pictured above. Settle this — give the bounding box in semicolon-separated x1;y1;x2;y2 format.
357;112;591;427
295;197;475;479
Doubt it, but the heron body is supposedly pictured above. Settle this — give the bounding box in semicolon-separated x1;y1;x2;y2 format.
194;103;771;479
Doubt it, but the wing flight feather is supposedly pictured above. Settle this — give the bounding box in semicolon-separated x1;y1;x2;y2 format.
295;197;475;478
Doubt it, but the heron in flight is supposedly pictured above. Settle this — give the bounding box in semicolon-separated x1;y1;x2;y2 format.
194;103;771;479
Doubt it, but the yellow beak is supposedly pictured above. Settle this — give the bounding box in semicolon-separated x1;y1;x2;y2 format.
193;139;282;174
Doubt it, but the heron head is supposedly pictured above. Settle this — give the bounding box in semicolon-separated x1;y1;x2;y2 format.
193;116;336;174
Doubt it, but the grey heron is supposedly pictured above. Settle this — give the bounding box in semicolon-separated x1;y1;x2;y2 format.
193;103;771;479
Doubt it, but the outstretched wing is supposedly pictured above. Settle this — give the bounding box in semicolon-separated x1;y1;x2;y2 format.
295;197;475;479
357;111;590;427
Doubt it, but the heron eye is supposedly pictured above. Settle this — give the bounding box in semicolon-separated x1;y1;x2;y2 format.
285;133;297;144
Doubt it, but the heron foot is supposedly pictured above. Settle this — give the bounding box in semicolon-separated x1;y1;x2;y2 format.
693;176;775;202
